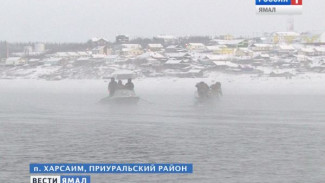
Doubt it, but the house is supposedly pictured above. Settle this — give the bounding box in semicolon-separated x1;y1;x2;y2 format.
277;44;296;54
165;52;191;60
186;43;206;51
121;44;142;49
34;43;45;52
206;45;222;53
318;32;325;45
207;44;235;55
272;32;300;44
214;39;247;48
235;48;254;57
89;37;109;47
300;33;320;44
120;44;143;57
135;52;166;65
5;57;25;66
147;44;164;52
204;55;230;61
92;46;111;55
165;45;186;53
251;44;273;52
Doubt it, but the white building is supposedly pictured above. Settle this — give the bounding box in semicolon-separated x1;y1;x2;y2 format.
120;44;143;56
148;44;164;52
34;43;45;52
251;44;273;52
187;43;206;51
273;32;300;44
5;57;25;66
320;33;325;43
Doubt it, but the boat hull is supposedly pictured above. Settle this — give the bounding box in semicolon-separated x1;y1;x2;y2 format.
99;89;140;105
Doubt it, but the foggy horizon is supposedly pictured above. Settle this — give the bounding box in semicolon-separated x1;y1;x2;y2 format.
0;0;324;42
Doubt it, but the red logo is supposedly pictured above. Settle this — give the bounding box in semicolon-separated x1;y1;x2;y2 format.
291;0;302;5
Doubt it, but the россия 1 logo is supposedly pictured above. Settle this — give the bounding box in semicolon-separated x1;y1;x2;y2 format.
256;0;303;15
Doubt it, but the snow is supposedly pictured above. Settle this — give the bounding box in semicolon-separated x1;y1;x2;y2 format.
43;58;62;62
189;43;205;47
6;57;21;61
301;48;315;53
165;53;187;58
206;46;222;51
215;39;245;45
148;44;164;48
253;44;273;48
213;61;238;67
206;55;230;61
279;45;295;50
165;60;182;64
314;47;325;52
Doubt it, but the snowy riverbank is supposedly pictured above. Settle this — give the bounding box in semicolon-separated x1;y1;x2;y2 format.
1;73;325;96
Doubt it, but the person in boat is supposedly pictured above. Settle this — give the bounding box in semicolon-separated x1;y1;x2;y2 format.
125;78;134;91
108;78;118;97
117;80;125;89
195;81;210;98
210;82;223;97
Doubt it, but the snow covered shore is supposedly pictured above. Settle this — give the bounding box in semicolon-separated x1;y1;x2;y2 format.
1;73;325;96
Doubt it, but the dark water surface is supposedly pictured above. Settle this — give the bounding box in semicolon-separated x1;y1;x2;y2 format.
0;88;325;183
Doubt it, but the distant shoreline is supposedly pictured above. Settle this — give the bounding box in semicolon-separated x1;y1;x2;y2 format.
1;73;325;96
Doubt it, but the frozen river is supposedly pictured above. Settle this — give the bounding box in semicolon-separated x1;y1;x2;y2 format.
0;78;325;182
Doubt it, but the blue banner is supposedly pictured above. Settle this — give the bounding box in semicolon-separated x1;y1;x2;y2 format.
30;164;193;174
256;0;291;5
61;176;90;183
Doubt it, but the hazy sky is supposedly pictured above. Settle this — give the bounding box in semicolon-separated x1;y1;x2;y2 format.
0;0;324;42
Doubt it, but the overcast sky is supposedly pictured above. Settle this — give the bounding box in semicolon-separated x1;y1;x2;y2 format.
0;0;324;42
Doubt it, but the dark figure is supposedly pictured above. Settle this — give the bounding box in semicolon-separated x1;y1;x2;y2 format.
210;82;223;97
108;78;118;97
125;78;134;90
196;81;210;98
117;80;124;89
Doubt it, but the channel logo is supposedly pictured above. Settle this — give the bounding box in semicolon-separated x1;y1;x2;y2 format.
30;176;91;183
256;0;303;14
256;0;302;5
